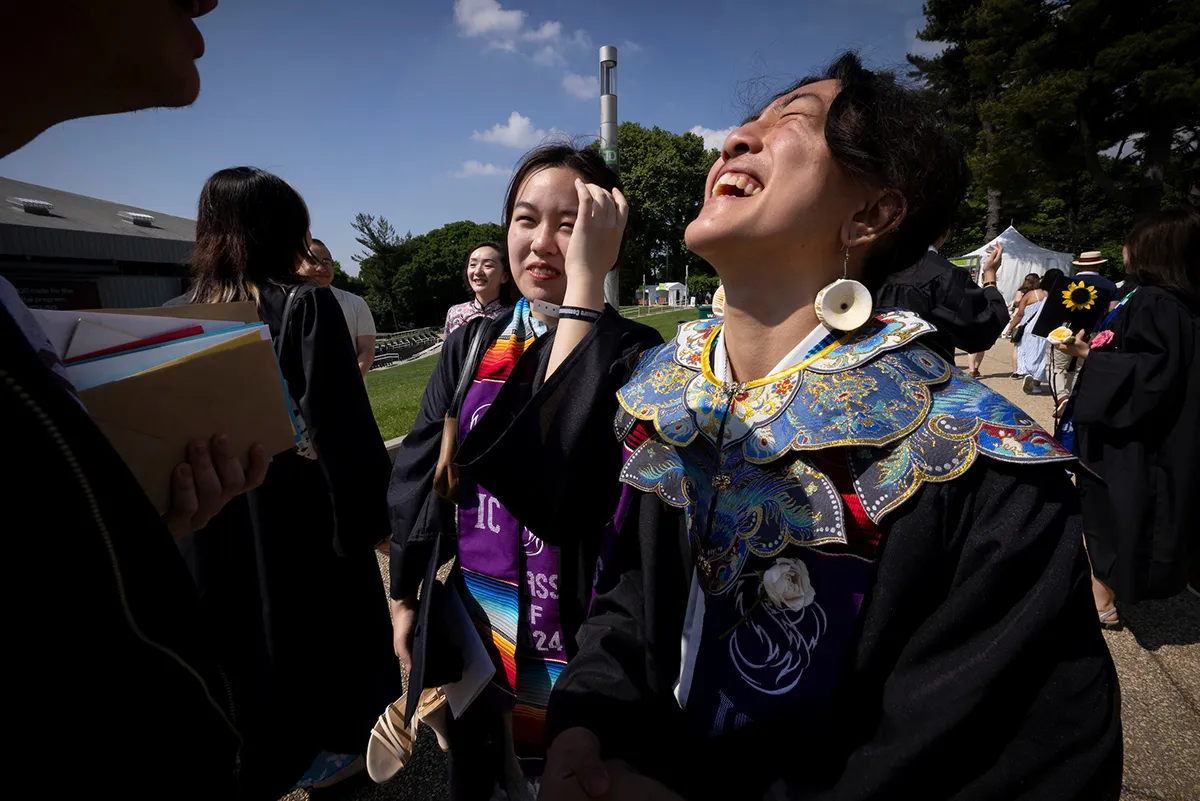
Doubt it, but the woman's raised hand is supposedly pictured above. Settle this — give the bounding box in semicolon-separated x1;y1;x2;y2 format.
564;179;629;288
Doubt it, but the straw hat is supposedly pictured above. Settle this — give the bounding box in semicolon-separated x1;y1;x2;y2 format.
1072;251;1108;267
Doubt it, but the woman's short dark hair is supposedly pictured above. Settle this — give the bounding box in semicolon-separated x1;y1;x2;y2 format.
1125;207;1199;309
1041;268;1065;291
503;142;621;232
189;167;311;303
1019;273;1042;294
781;52;969;289
462;240;516;304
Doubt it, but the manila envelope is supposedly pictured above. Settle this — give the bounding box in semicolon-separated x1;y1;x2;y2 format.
78;336;297;514
91;302;260;324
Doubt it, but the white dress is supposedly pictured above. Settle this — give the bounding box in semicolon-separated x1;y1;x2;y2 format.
1015;296;1048;381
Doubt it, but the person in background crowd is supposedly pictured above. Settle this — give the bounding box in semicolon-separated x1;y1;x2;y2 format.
1011;268;1057;394
443;241;515;335
1048;251;1118;416
297;238;377;377
462;52;1121;801
176;166;400;795
875;230;1009;368
1004;271;1044;377
386;144;660;799
1111;247;1139;305
1055;207;1200;625
1;2;277;798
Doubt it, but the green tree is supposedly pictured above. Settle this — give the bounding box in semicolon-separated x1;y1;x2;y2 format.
911;0;1198;262
597;123;717;302
352;214;415;331
330;261;369;296
687;274;721;302
392;220;505;327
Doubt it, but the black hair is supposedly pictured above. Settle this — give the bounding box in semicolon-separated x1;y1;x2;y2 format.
778;52;969;288
1040;268;1065;291
462;240;516;304
189;167;311;303
1125;206;1199;309
311;238;327;249
503;142;621;235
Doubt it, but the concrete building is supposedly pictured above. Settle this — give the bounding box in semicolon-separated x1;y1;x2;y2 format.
0;177;193;310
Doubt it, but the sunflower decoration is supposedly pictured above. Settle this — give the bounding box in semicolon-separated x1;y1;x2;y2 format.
1062;280;1099;312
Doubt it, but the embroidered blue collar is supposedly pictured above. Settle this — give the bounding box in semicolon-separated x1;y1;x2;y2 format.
618;310;1074;527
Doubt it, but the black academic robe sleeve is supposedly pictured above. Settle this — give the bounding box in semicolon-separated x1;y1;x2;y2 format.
457;306;663;546
548;460;1122;801
1073;288;1196;429
386;315;492;600
286;286;392;555
876;252;1009;356
932;265;1010;354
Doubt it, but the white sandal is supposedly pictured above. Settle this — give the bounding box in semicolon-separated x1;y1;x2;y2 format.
1098;606;1121;629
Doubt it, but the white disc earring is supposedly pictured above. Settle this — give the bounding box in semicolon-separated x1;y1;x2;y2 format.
814;246;873;331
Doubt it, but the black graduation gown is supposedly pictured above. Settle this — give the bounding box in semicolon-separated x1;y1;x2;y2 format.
875;250;1009;359
2;303;243;799
177;282;400;797
1073;286;1200;602
461;310;1122;801
388;308;662;675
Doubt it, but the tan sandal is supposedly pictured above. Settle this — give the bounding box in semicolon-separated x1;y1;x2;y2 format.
416;687;451;752
367;697;415;783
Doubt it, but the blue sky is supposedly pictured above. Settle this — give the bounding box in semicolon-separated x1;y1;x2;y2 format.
1;0;937;274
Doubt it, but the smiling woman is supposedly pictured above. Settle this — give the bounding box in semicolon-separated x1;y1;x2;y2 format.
443;241;514;335
456;52;1122;801
383;143;662;798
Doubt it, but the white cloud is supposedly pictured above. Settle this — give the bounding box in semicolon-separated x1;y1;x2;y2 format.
485;38;519;53
472;111;549;149
454;1;588;69
906;17;947;58
532;44;565;67
454;160;512;178
523;20;562;42
455;0;524;37
690;125;735;152
620;40;644;53
562;72;596;99
569;29;593;51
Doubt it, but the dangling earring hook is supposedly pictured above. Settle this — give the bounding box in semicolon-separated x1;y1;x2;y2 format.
843;245;850;279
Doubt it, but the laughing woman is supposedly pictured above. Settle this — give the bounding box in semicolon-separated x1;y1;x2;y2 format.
458;54;1121;801
383;144;661;800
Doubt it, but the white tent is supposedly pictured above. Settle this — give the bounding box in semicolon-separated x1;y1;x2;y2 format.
957;226;1074;304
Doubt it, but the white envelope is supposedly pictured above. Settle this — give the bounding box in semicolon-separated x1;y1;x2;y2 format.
31;309;245;360
66;324;270;392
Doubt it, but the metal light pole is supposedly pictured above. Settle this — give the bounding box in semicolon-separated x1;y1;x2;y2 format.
600;46;620;309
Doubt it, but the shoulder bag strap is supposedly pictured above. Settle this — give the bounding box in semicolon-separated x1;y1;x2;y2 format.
275;284;303;362
449;320;491;416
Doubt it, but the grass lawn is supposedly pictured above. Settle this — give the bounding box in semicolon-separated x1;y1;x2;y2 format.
366;307;699;441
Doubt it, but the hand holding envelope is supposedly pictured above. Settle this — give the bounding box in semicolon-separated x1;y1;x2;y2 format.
33;302;299;516
163;435;271;538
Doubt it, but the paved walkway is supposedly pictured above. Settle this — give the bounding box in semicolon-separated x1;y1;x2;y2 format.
959;345;1199;801
284;343;1199;801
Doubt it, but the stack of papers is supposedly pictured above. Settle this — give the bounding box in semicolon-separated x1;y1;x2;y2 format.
32;303;299;513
